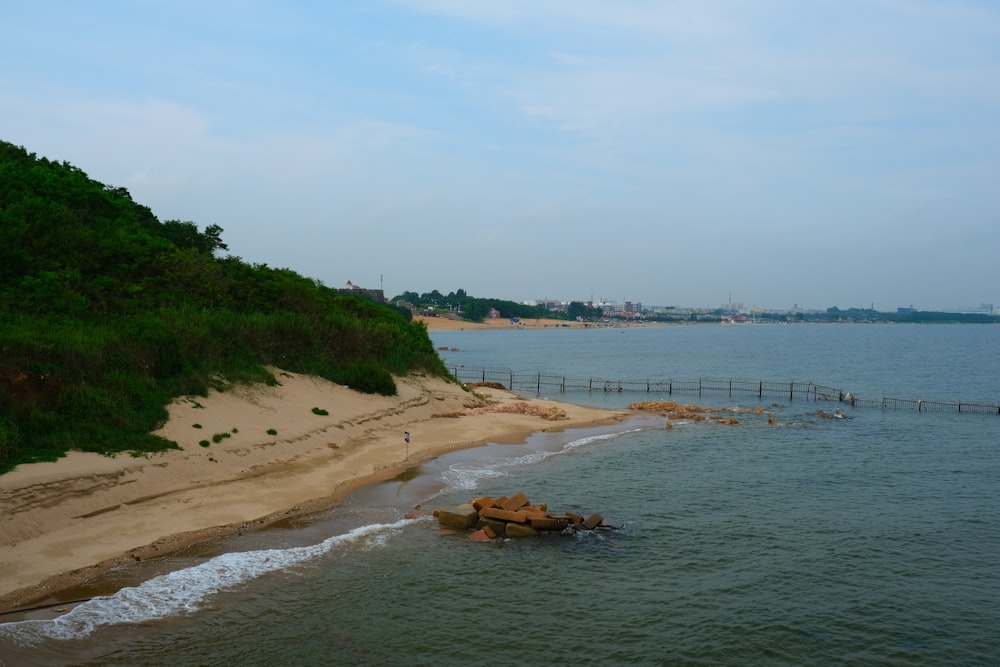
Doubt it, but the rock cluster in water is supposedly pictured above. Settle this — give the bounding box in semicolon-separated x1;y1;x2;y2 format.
433;491;624;540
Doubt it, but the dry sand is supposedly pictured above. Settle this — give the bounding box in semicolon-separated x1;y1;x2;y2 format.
0;370;625;612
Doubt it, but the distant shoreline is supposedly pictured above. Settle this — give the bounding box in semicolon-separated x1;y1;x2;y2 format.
416;315;665;331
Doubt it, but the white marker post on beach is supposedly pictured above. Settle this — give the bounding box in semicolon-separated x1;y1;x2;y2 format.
403;431;410;460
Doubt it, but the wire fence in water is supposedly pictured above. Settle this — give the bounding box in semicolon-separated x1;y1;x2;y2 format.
446;366;1000;416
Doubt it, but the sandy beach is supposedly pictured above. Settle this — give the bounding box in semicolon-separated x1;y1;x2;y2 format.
414;314;668;331
0;369;625;613
415;314;587;330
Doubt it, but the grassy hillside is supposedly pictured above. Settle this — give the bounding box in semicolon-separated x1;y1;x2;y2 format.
0;140;449;473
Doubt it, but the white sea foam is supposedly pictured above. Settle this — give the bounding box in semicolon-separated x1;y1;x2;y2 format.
0;517;414;645
437;427;650;494
563;428;646;449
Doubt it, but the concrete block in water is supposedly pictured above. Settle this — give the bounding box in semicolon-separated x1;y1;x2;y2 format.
437;504;480;530
481;507;527;523
476;517;508;537
472;496;496;511
505;522;540;538
501;491;530;512
530;516;570;531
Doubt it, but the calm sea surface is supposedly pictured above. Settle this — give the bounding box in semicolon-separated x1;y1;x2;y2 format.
2;324;999;666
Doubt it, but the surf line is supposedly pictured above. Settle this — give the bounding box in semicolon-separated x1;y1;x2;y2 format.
0;598;93;619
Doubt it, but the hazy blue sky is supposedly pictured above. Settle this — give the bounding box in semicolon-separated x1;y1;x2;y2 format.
4;1;999;311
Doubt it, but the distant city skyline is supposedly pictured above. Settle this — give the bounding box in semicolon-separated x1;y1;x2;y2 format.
381;281;994;315
519;296;995;315
4;2;998;312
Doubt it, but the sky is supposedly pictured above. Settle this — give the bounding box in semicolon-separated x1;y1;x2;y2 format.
3;1;999;312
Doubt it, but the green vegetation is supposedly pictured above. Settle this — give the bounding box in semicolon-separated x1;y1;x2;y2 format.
311;407;329;416
0;140;449;473
266;428;277;436
391;288;604;322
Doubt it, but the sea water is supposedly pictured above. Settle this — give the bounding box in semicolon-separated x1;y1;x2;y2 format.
2;324;999;666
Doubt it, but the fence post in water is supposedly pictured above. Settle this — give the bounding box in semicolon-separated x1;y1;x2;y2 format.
789;382;794;401
759;381;763;398
729;380;732;397
699;379;702;397
509;371;513;389
537;373;541;393
669;380;672;395
560;376;565;393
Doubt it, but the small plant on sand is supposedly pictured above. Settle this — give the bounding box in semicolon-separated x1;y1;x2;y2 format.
199;440;210;447
211;431;232;444
231;427;239;433
266;428;277;435
192;401;204;410
311;407;329;416
192;423;202;429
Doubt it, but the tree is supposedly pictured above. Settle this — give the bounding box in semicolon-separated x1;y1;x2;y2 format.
420;289;445;307
202;223;229;255
392;291;421;305
161;220;229;255
567;301;601;321
445;288;468;308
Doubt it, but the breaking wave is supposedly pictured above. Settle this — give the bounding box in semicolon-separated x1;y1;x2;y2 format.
0;517;414;645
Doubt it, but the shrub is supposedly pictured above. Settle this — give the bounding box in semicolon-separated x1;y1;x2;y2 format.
0;417;21;467
311;407;329;416
339;359;397;396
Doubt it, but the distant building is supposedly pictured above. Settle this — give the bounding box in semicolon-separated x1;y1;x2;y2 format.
339;280;385;303
599;303;618;317
538;299;562;311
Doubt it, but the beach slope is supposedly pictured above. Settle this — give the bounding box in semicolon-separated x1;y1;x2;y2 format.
0;370;623;612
